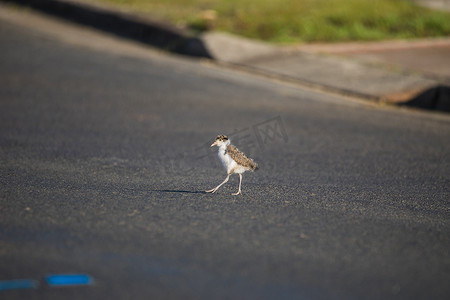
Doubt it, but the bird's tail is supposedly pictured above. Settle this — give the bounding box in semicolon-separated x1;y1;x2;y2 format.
251;161;259;171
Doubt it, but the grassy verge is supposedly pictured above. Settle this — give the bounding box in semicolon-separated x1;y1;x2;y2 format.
97;0;450;43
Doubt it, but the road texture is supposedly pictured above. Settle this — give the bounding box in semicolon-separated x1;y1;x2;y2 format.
1;10;449;300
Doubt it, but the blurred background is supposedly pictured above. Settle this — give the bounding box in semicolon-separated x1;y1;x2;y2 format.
95;0;450;43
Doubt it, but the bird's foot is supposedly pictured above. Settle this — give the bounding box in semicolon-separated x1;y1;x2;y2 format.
205;188;216;193
232;191;241;196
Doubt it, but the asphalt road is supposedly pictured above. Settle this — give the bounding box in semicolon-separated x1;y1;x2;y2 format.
1;14;449;300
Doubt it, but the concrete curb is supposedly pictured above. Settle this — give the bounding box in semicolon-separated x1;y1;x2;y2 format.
2;0;213;57
2;0;279;61
2;0;449;112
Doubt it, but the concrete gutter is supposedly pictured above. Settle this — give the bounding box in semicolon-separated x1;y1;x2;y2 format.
2;0;450;112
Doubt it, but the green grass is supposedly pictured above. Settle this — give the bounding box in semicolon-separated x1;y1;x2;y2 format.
97;0;450;43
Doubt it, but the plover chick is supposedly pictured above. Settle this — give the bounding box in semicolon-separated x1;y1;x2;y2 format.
206;135;258;195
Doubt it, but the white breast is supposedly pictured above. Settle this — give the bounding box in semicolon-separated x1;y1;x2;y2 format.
218;146;237;174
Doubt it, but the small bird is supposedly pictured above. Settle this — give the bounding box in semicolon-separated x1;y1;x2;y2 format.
206;135;258;195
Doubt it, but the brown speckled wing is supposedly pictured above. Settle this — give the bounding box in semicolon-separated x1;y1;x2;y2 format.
226;145;258;171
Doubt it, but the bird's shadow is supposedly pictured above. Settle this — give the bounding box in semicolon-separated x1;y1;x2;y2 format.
153;189;207;194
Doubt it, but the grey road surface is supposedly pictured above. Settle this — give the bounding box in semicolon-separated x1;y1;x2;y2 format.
1;16;449;300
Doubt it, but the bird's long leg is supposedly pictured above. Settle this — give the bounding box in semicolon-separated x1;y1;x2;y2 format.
232;173;242;196
206;174;230;193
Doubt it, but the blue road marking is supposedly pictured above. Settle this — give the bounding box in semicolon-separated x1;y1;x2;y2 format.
46;274;93;287
0;279;38;291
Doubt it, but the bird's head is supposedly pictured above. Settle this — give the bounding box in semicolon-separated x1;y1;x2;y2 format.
210;134;229;147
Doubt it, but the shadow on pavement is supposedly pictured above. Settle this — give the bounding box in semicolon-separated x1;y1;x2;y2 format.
403;85;450;113
153;189;207;194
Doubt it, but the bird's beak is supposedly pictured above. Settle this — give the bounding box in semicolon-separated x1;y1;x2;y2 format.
210;141;218;147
